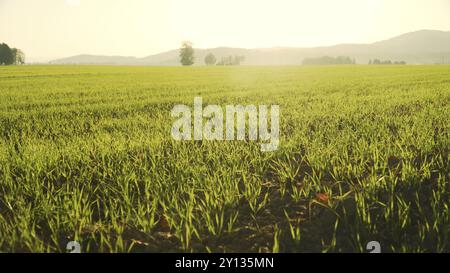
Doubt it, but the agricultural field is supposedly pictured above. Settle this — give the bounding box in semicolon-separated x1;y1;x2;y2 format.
0;65;448;253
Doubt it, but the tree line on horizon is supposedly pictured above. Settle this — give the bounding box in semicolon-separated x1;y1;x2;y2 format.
0;42;25;65
210;54;245;66
301;56;408;65
369;59;407;65
302;56;355;65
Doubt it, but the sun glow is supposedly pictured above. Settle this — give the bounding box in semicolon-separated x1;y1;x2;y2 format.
0;0;448;61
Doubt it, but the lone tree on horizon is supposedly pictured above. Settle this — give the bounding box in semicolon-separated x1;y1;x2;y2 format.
204;53;216;66
0;43;14;65
180;41;195;66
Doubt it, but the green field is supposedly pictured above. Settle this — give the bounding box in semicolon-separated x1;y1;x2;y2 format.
0;65;449;253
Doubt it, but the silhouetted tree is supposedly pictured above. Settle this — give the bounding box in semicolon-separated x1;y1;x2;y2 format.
0;43;14;65
204;53;216;66
179;41;195;66
12;48;25;65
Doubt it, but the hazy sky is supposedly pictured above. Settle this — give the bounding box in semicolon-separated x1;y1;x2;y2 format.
1;0;449;62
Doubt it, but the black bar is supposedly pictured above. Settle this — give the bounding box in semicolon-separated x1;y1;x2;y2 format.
0;253;445;272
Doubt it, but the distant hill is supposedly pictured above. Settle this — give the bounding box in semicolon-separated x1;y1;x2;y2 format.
50;30;450;65
51;55;139;65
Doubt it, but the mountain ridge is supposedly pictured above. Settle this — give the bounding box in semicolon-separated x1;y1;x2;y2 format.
50;30;450;65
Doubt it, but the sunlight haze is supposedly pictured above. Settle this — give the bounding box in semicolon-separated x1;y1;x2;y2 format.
1;0;449;62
